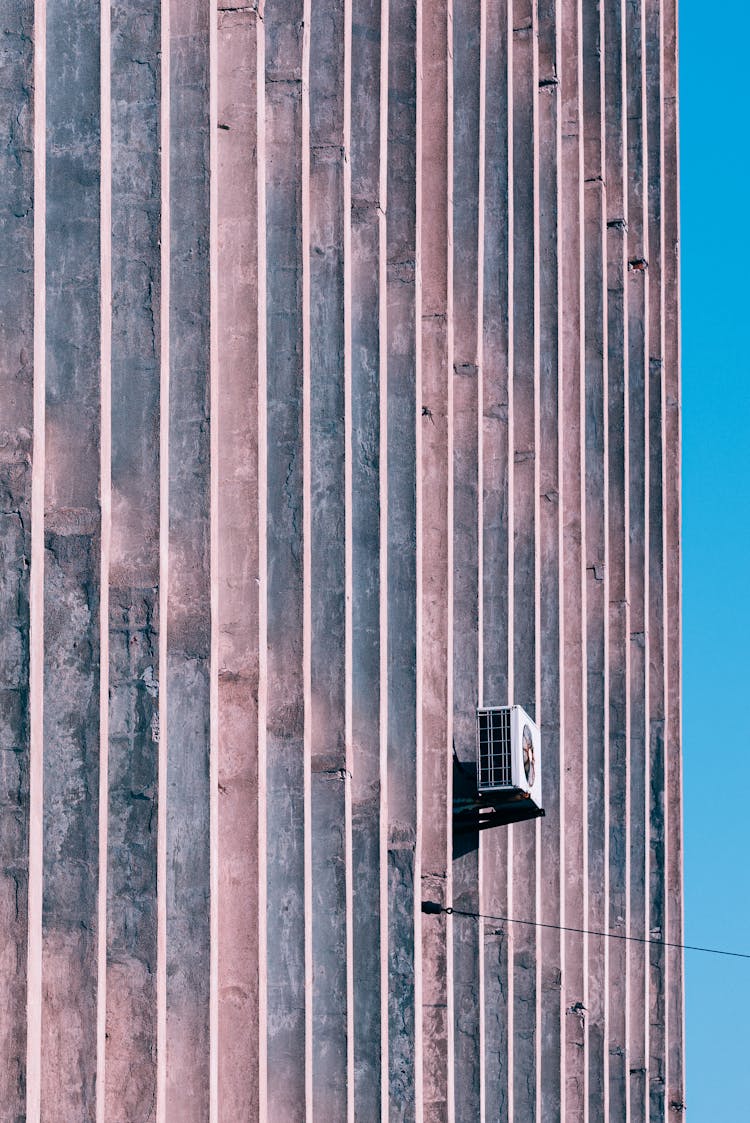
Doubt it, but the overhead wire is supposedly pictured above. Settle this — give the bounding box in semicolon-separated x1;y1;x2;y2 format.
420;902;750;961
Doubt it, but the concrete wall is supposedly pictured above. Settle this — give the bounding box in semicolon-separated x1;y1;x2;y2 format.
0;0;683;1118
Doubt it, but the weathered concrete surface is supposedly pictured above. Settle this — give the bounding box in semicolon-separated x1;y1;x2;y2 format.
420;3;453;1118
105;2;161;1115
386;1;419;1118
4;0;684;1117
452;0;483;1116
42;0;101;1116
560;1;589;1115
510;5;540;1119
603;3;630;1120
0;5;33;1118
481;1;513;1116
263;3;307;1118
165;0;212;1115
309;4;351;1117
626;2;651;1119
350;1;386;1117
663;1;686;1115
0;4;33;1118
216;7;262;1119
536;3;564;1120
583;1;609;1115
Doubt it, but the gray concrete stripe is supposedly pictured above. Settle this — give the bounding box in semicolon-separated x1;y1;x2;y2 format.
165;0;212;1115
509;3;540;1119
582;0;609;1113
27;2;46;1116
451;0;483;1115
156;1;170;1112
104;1;162;1113
350;0;387;1114
308;1;350;1116
216;8;263;1118
537;1;564;1117
625;3;650;1117
263;1;307;1116
41;0;102;1113
0;2;34;1115
645;2;668;1117
604;1;631;1117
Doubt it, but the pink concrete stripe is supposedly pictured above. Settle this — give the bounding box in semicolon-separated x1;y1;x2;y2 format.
157;0;170;1114
560;0;589;1114
625;4;650;1117
414;3;424;1115
215;8;263;1119
301;4;313;1116
96;0;112;1115
343;4;355;1115
378;5;390;1111
476;2;487;1106
26;2;46;1118
662;0;684;1110
209;2;220;1117
582;0;610;1110
418;1;454;1116
645;0;668;1113
603;0;630;1117
256;14;268;1116
509;3;541;1117
479;2;513;1115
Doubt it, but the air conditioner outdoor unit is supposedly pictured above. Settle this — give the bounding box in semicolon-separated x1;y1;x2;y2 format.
476;704;542;811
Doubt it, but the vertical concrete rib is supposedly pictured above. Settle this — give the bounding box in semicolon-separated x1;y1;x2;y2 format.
560;0;588;1115
451;0;482;1115
97;0;111;1114
308;0;350;1115
263;2;307;1116
0;3;34;1116
662;0;685;1112
27;1;46;1117
645;0;667;1116
350;0;387;1113
419;0;454;1117
256;13;269;1117
536;1;564;1117
156;0;170;1113
104;1;161;1114
625;2;650;1117
582;0;609;1114
216;4;263;1118
603;0;630;1116
165;0;211;1115
41;0;101;1113
385;0;419;1114
480;1;512;1115
379;6;390;1110
209;3;219;1115
509;2;539;1118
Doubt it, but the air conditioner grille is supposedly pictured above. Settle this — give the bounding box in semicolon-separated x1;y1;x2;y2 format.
477;707;512;789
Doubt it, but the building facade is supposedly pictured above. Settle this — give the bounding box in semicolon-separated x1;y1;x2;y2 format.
0;0;682;1118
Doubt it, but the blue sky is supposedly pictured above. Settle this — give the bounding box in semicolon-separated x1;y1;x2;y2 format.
681;1;750;1117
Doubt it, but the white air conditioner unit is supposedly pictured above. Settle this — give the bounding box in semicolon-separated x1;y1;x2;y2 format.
476;704;542;810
